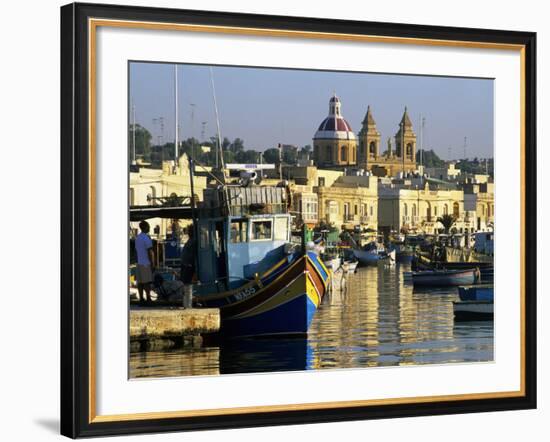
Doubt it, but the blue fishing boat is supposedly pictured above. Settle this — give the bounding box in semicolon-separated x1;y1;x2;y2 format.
189;173;330;338
411;268;479;287
458;285;494;301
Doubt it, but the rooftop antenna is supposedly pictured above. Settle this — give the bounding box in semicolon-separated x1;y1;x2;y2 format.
463;136;467;160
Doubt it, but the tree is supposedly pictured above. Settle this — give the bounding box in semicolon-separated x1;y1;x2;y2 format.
263;148;280;165
282;147;298;165
229;138;245;154
128;124;152;163
437;214;456;234
416;149;445;167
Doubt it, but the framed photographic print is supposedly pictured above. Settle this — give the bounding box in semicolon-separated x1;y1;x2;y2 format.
60;2;537;438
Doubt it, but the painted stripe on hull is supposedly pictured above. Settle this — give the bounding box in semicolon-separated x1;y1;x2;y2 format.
222;293;318;337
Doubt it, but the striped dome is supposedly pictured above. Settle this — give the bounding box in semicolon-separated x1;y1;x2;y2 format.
314;94;356;141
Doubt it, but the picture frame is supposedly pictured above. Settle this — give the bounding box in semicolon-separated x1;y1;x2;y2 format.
60;2;537;438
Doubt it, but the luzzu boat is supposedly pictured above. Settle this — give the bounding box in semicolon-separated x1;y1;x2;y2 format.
191;175;330;338
198;250;329;337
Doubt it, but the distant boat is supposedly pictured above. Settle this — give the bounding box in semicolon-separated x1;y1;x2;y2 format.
453;300;494;321
413;257;493;282
395;246;414;264
411;268;479;287
353;248;381;266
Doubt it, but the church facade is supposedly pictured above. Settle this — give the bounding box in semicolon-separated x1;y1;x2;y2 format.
358;106;417;176
313;94;418;177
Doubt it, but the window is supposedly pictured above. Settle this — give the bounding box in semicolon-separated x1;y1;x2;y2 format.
412;204;417;217
354;205;358;215
199;225;209;249
434;206;438;216
230;220;247;243
274;217;289;241
250;220;272;241
341;146;347;161
129;188;135;206
444;204;449;215
403;203;408;216
370;205;374;216
318;177;325;187
453;202;460;217
369;141;376;156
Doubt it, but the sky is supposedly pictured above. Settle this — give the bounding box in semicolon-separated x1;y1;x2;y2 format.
129;62;494;160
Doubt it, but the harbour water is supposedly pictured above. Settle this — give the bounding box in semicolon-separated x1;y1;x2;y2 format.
130;264;494;378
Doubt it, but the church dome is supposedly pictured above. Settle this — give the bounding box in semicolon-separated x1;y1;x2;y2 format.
314;94;357;141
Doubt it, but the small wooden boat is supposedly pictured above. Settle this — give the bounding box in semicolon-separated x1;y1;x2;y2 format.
411;268;479;287
412;257;493;282
353;248;381;266
453;300;494;321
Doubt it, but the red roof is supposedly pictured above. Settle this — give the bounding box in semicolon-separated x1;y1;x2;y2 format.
317;116;353;132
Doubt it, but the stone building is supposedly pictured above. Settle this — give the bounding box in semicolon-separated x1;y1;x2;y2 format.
129;154;207;238
317;175;378;231
358;106;418;177
377;181;471;235
463;182;495;231
313;95;357;168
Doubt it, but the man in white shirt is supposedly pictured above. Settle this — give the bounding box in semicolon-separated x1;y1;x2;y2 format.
135;220;154;303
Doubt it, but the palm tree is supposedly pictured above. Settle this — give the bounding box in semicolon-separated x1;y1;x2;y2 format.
437;214;456;234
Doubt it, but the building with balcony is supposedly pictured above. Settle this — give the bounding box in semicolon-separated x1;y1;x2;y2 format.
378;181;469;235
317;175;378;231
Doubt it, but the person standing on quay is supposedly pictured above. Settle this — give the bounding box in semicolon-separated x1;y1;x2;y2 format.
135;220;155;303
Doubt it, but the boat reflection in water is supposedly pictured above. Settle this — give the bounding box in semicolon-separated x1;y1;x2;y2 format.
130;264;493;378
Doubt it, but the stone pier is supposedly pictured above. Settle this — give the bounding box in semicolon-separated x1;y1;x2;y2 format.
129;307;220;346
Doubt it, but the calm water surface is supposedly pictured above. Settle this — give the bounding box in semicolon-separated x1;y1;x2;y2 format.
130;265;493;378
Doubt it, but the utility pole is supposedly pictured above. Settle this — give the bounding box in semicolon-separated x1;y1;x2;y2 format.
190;103;196;160
201;121;207;143
131;101;136;165
463;136;467;160
278;143;283;181
174;65;179;165
420;115;425;177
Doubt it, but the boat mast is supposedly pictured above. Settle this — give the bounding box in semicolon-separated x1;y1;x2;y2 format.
209;67;225;176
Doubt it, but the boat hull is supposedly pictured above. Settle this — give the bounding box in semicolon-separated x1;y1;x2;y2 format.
412;269;477;287
453;301;494;321
458;285;494;301
353;249;380;266
208;252;329;337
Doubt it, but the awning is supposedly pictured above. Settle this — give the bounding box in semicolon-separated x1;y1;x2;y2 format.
129;205;193;221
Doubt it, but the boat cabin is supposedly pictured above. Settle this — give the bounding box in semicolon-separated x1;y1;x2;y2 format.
196;184;292;290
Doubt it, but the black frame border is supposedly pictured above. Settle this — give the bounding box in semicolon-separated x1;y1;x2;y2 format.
60;2;537;438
